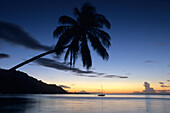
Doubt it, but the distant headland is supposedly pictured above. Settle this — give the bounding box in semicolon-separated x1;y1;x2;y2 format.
0;69;67;94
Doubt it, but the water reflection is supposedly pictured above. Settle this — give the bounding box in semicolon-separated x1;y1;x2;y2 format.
0;94;170;113
0;97;36;113
145;95;151;113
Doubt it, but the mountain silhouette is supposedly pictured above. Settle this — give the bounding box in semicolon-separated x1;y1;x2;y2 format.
0;69;67;94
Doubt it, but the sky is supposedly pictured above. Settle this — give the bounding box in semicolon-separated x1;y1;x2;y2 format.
0;0;170;93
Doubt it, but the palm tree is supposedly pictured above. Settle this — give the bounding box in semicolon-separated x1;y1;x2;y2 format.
10;3;111;70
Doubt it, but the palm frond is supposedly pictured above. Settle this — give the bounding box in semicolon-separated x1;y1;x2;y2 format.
59;15;78;25
90;29;111;48
64;37;80;66
81;3;96;15
64;48;70;61
53;3;111;69
88;33;109;60
73;8;80;18
95;14;111;29
55;29;75;55
53;26;71;37
94;29;111;40
80;37;92;69
71;38;79;66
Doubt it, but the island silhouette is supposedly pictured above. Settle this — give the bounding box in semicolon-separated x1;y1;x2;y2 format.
0;68;67;94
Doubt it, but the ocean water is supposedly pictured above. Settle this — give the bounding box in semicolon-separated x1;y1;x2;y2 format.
0;94;170;113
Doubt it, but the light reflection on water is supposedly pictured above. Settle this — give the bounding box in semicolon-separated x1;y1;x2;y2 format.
0;94;170;113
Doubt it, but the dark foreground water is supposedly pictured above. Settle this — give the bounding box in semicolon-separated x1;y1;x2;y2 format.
0;94;170;113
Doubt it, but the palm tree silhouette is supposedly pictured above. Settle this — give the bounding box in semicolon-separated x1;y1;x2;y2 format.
10;3;111;70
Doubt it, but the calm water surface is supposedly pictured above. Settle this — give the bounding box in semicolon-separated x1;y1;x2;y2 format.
0;94;170;113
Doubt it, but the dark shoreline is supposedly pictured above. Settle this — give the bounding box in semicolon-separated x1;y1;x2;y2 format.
0;68;67;94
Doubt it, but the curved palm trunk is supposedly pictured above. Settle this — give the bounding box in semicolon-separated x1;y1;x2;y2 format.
10;45;69;70
10;49;56;70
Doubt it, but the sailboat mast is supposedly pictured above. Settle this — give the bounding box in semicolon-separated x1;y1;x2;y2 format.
101;85;103;94
98;85;105;96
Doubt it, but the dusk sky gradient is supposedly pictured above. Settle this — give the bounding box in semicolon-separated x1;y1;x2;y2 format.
0;0;170;93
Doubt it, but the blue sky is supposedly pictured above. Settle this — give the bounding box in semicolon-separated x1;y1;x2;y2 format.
0;0;170;93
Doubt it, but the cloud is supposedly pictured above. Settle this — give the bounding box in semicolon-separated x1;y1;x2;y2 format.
58;85;71;89
143;82;156;93
0;21;52;51
160;85;169;88
159;81;170;87
76;74;98;77
0;53;10;59
156;43;168;47
144;60;154;63
88;75;98;77
35;58;128;79
35;58;105;75
159;82;164;84
104;75;128;78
